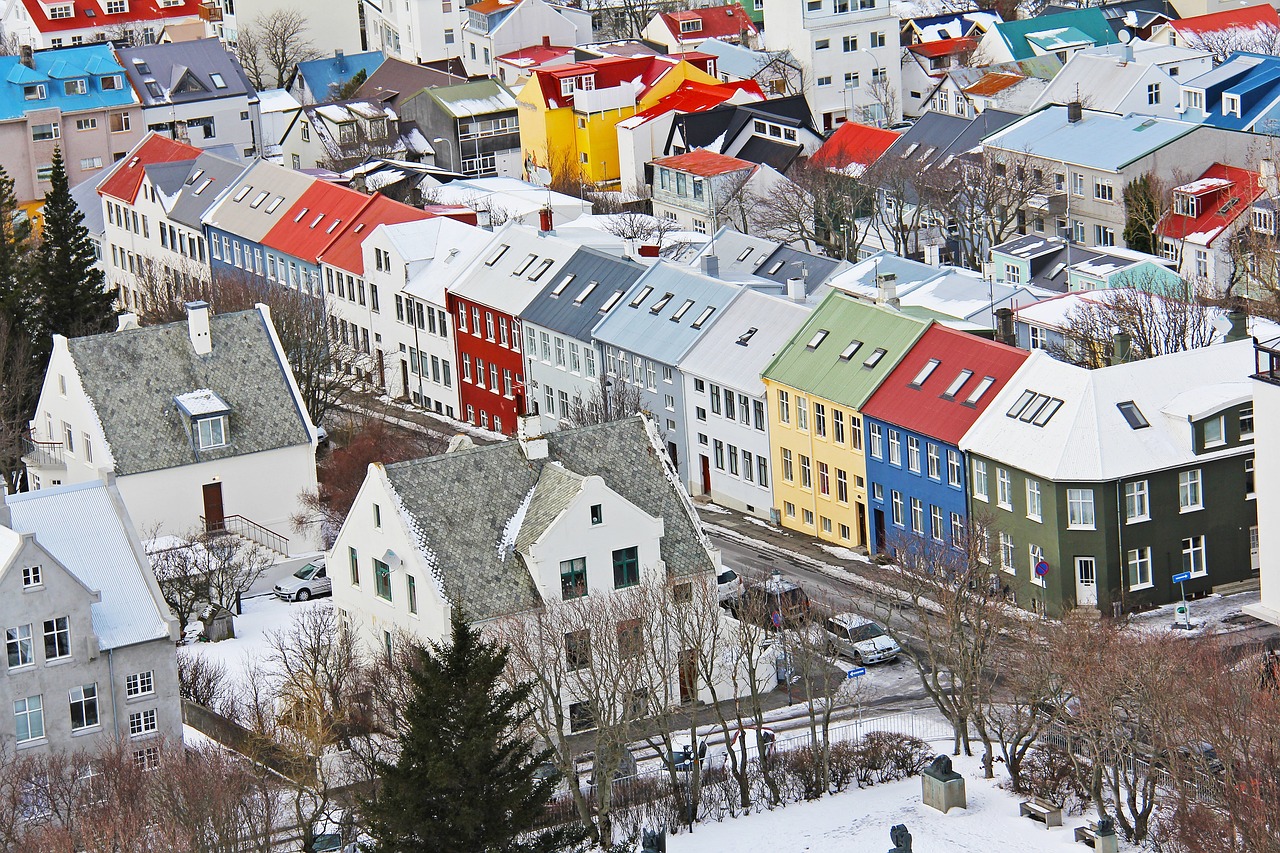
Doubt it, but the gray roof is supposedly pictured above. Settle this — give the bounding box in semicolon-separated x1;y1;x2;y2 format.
67;308;311;477
354;56;467;110
751;245;845;294
70;171;107;238
118;38;257;107
514;463;584;553
384;416;715;621
202;159;315;241
983;106;1198;171
593;261;744;364
695;38;797;80
521;246;646;341
678;288;811;396
167;151;248;230
145;160;193;196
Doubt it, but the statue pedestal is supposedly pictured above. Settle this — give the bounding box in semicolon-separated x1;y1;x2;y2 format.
921;770;966;813
1094;833;1119;853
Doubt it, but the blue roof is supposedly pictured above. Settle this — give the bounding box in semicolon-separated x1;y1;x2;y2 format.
0;44;135;121
1185;52;1280;133
296;51;384;101
992;8;1116;61
983;106;1198;171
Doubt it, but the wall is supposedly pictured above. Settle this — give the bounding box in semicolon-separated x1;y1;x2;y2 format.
1245;371;1280;624
682;370;774;518
144;96;260;160
450;293;525;434
523;322;601;436
864;420;967;556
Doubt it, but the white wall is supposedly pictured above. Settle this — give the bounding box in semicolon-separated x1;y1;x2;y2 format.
1245;372;1280;625
523;322;604;435
226;0;364;56
682;370;773;518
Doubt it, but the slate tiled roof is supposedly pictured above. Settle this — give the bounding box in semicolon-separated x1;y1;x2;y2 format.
514;463;584;553
117;38;257;107
384;416;715;621
67;308;312;477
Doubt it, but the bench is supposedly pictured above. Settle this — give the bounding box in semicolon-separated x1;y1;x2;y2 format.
1019;797;1063;828
1074;823;1099;846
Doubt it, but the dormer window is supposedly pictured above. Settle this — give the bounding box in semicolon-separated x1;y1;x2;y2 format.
23;84;46;101
1183;89;1204;112
105;0;128;14
64;79;87;96
100;74;121;91
367;118;387;139
197;416;227;449
176;390;230;450
679;18;702;33
338;123;356;144
49;4;73;18
1223;94;1241;118
1173;192;1198;217
1202;413;1225;447
577;74;595;92
560;77;576;96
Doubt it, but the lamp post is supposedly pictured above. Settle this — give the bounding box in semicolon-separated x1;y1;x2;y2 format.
431;136;459;173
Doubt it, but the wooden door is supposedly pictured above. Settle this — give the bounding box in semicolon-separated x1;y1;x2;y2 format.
700;455;711;494
400;359;409;400
678;649;697;705
202;482;224;532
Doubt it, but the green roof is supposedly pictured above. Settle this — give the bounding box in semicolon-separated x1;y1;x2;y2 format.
993;9;1117;61
762;290;929;408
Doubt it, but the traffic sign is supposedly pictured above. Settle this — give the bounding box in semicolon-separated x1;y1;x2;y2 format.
771;611;783;627
847;667;866;679
1034;560;1050;577
1172;572;1192;584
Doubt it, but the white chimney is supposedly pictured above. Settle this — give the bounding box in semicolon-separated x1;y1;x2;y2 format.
116;312;139;331
517;411;548;460
877;273;899;309
1261;158;1278;196
186;301;212;355
786;276;805;302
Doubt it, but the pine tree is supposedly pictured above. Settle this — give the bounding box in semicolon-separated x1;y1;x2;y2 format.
29;147;113;364
366;616;586;853
0;165;31;324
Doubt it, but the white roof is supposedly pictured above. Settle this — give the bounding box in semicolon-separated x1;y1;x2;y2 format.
174;388;229;416
448;221;582;315
257;87;301;114
7;481;172;649
384;217;490;306
430;177;590;221
1016;289;1280;341
960;341;1256;481
678;288;811;396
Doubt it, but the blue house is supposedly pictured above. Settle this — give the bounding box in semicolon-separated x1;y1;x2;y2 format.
1179;52;1280;135
291;50;385;105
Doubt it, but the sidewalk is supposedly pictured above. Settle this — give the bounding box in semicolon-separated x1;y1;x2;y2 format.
339;392;504;446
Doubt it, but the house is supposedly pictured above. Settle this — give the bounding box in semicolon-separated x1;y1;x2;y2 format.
901;37;977;118
641;4;760;53
257;87;299;159
900;9;1002;45
494;42;577;86
860;325;1028;555
918;58;1059;120
1029;40;1213;118
982;105;1256;253
665;95;825;172
0;478;181;757
519;247;646;437
1151;4;1280;56
116;38;261;160
278;100;426;172
989;234;1181;295
1176;51;1280;133
693;38;803;98
24;303;322;551
2;0;204;50
1244;337;1280;626
763;0;902;130
328;413;736;725
650;149;763;236
811;120;898;178
426;175;590;227
679;288;810;517
0;44;143;216
960;338;1258;616
1156;164;1262;295
978;8;1120;64
1044;0;1179;41
398;79;521;178
362;0;468;66
351;57;467;113
289;50;385;106
201;158;316;289
762;289;930;547
461;0;586;79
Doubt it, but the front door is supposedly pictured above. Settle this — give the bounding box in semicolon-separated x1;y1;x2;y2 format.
667;441;679;474
873;509;886;553
856;502;867;547
1075;556;1097;607
202;482;225;533
678;649;697;704
700;455;711;494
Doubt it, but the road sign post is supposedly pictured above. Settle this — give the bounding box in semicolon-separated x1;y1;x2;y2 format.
1171;572;1192;629
847;667;866;679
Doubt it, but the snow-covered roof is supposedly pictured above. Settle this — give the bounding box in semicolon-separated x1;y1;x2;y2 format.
174;388;230;417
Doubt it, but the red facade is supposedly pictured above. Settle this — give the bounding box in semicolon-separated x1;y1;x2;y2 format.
448;292;525;435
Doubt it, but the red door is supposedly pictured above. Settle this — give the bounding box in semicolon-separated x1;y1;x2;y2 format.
700;455;711;494
202;482;224;532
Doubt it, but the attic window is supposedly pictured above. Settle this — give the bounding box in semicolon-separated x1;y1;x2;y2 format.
145;82;163;99
737;327;758;346
293;207;310;223
266;196;284;213
485;244;509;266
1117;400;1150;429
250;191;269;208
679;18;702;32
551;273;576;296
839;340;862;361
691;306;715;329
1007;389;1035;418
210;72;226;89
1173;192;1198;217
599;289;625;312
671;299;695;322
133;60;150;74
175;390;230;450
186;169;205;185
942;369;973;399
196;416;228;449
574;280;599;304
513;253;537;275
806;329;829;350
736;248;753;262
1010;392;1063;426
310;213;325;228
192;178;212;195
863;348;887;369
528;258;554;281
964;376;996;405
629;285;653;307
650;292;675;314
233;186;252;202
1029;398;1062;426
910;358;940;387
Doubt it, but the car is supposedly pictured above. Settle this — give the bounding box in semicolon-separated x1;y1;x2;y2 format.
823;613;901;665
725;570;811;630
273;558;331;601
717;568;744;601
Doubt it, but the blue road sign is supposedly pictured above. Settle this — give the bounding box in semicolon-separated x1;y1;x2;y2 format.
847;667;867;679
1172;572;1192;584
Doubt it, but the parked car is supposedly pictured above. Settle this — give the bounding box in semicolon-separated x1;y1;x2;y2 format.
725;570;811;629
823;613;901;665
717;568;744;601
273;558;331;601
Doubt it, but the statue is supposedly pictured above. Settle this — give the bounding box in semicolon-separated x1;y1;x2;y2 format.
641;827;666;853
888;823;912;853
1097;817;1116;837
928;754;953;777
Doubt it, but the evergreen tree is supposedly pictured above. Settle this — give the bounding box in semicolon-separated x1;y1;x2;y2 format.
29;147;113;364
0;165;31;324
366;616;585;853
1122;173;1161;256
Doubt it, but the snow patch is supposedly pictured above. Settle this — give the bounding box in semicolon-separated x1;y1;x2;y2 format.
498;485;536;562
818;543;863;561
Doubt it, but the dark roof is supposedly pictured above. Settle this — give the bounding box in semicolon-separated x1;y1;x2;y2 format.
883;108;1020;169
67;309;311;477
143;160;193;197
521;246;646;340
167;151;247;230
117;38;257;107
383;416;716;620
735;135;801;171
672;95;818;153
752;245;842;293
354;56;467;110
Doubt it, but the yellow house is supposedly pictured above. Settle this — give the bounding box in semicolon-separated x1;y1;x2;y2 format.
761;291;929;547
516;54;719;188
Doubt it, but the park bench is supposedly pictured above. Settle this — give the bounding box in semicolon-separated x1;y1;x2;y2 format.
1019;796;1063;828
1074;822;1100;846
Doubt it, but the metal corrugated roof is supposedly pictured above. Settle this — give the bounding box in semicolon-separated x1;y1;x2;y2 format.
983;106;1198;171
678;288;811;396
201;159;316;242
521;246;646;341
449;222;581;316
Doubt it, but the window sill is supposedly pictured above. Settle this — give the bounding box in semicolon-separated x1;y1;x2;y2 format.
1125;515;1150;525
1179;506;1203;514
1189;571;1208;579
46;657;74;667
1129;582;1154;592
1027;515;1042;524
71;725;103;738
16;738;48;750
972;494;988;503
996;502;1012;511
1066;525;1095;531
125;692;155;703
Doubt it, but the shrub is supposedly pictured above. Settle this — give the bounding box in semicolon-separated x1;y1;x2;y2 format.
1020;744;1089;813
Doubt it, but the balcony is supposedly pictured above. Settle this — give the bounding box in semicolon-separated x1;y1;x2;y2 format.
198;2;223;22
22;434;64;469
1254;337;1280;387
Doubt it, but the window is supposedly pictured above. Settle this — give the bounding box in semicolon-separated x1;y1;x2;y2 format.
1094;225;1116;247
950;513;963;546
7;625;33;668
66;683;100;732
930;506;943;542
612;547;639;589
133;747;160;771
617;619;642;658
1247;457;1256;496
565;630;590;670
999;532;1015;573
1241;406;1254;437
75;118;97;131
126;671;154;697
21;565;41;588
1179;469;1202;511
1029;544;1045;586
1128;547;1152;589
23;83;46;100
891;491;903;526
560;558;586;599
374;559;391;601
996;468;1012;509
349;547;359;586
1026;479;1042;521
800;455;812;489
757;456;769;487
905;436;921;473
1093;178;1114;202
14;696;43;743
815;38;829;50
43;616;70;660
911;359;940;387
569;701;594;732
110;112;130;133
1203;415;1225;447
817;461;829;495
947;451;961;487
796;397;808;430
777;389;790;424
1183;535;1207;577
910;498;923;534
943;369;973;399
1124;481;1149;522
1067;488;1095;529
781;448;793;481
32;123;60;142
196;416;227;449
869;422;882;459
927;444;940;480
1147;83;1160;105
129;708;157;737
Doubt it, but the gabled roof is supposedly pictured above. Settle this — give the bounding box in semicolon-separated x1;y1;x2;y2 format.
17;0;200;34
674;94;819;151
1169;4;1279;41
657;4;757;41
98;132;201;203
908;37;977;60
425;78;518;118
0;44;136;120
811;121;899;176
991;8;1118;60
861;325;1029;445
904;9;1003;43
528;54;680;108
761;289;930;407
166;150;248;230
496;43;576;70
117;38;256;107
653;148;754;177
1158;163;1261;246
521;246;647;341
983;106;1199;171
679;288;811;396
295;50;384;101
1183;51;1280;131
382;416;715;621
7;481;172;649
881;108;1019;172
450;221;580;316
693;37;795;80
353;56;466;110
66;307;312;478
317;194;430;275
202;159;316;243
618;77;762;130
260;180;371;263
395;217;488;306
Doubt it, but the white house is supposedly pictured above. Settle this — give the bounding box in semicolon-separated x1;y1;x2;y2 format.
641;5;760;53
1245;337;1280;626
461;0;586;79
24;303;322;554
1029;40;1213;118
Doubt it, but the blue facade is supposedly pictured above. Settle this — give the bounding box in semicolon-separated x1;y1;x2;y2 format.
864;417;968;556
206;224;322;295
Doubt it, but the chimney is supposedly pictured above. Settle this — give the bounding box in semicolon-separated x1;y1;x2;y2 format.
542;35;551;48
1120;41;1134;64
538;205;554;234
638;244;660;257
995;307;1016;346
1224;309;1250;342
517;409;548;460
334;48;346;72
877;272;899;308
1111;331;1132;366
786;276;805;302
1067;101;1083;124
186;301;212;355
700;253;719;278
1261;159;1278;196
19;44;33;70
116;312;139;331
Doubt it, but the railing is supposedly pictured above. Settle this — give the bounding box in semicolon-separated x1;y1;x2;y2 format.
21;434;64;468
1254;337;1280;385
198;1;223;21
202;514;290;556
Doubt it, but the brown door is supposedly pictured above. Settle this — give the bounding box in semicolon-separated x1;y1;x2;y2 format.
400;359;410;400
856;502;867;547
700;455;711;494
376;349;385;390
202;482;224;532
678;649;697;704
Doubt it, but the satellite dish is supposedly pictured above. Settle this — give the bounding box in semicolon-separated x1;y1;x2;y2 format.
1118;29;1132;43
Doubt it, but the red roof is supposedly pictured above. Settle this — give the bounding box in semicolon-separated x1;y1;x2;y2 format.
652;148;754;177
907;37;977;59
20;0;201;33
811;121;899;172
422;204;479;225
1157;163;1261;247
533;55;678;108
860;325;1029;445
625;78;762;125
98;133;201;203
468;0;524;15
1171;3;1279;38
317;194;430;275
495;44;575;67
260;181;373;264
963;72;1026;97
659;4;757;41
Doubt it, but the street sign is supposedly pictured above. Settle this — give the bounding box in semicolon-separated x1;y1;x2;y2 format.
771;611;783;627
1172;572;1192;584
847;667;866;679
1035;560;1050;577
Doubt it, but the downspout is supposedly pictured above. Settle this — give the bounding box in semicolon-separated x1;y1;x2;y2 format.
1115;479;1126;617
107;647;120;736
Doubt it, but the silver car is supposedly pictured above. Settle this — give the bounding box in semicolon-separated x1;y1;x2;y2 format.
273;559;331;602
823;613;901;665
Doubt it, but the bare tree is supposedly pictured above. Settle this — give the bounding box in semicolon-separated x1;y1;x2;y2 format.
147;528;273;626
863;154;931;258
754;159;876;257
861;76;900;127
564;378;645;427
599;210;679;250
237;9;323;91
1184;23;1280;62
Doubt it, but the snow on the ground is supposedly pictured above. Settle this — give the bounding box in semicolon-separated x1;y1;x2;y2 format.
186;594;328;684
183;724;216;748
700;503;732;514
817;543;865;562
666;750;1129;853
742;516;776;530
1127;589;1261;637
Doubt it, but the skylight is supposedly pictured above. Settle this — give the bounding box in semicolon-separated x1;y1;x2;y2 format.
293;207;310;223
736;248;753;262
691;306;715;329
651;292;676;314
807;329;829;350
528;258;554;281
233;186;252;202
863;348;887;369
192;178;212;195
671;299;695;322
910;358;940;387
767;261;784;275
629;285;653;307
484;244;509;266
513;253;537;275
943;369;973;399
1006;389;1035;419
1117;401;1149;429
310;214;325;228
839;340;862;361
599;288;624;312
185;168;204;185
1031;398;1063;426
737;327;758;346
326;218;341;233
551;274;576;296
1009;392;1065;427
964;376;996;405
210;72;226;89
574;280;599;304
250;191;268;208
266;196;284;213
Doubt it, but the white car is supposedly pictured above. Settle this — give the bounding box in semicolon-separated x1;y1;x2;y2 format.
823;613;901;665
717;568;744;601
273;559;331;602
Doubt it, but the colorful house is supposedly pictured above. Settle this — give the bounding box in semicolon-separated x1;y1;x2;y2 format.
761;290;929;548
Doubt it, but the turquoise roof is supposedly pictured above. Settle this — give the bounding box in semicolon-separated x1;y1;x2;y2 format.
993;9;1116;61
295;51;384;101
0;45;136;121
